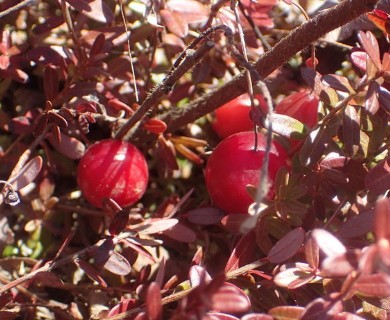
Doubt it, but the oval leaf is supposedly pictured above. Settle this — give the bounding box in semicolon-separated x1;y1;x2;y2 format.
267;227;305;264
10;156;43;191
269;114;307;139
186;207;225;225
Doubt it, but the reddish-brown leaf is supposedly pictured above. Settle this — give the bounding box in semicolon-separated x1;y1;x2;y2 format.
146;282;162;320
301;294;343;320
320;250;360;278
354;273;390;297
143;118;167;135
300;126;330;168
343;105;360;157
365;81;380;114
90;33;106;56
365;158;390;195
103;251;131;276
43;65;59;102
74;259;107;287
163;222;197;243
204;312;240;320
350;51;368;72
166;0;210;24
137;219;179;235
337;210;374;239
10;156;43;191
221;214;250;234
241;314;273;320
189;265;212;287
274;263;315;289
268;306;305;319
311;229;346;259
185;207;225;225
47;132;86;160
66;0;114;23
267;227;305;264
357;31;382;70
160;9;189;38
374;198;390;241
108;298;137;317
322;74;355;94
305;237;319;269
211;282;251;314
225;230;256;272
34;271;64;287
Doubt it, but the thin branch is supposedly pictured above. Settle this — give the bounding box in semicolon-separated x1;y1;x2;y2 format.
0;0;34;18
159;0;379;132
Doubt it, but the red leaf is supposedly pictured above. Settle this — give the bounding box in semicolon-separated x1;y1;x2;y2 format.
10;156;43;191
337;209;374;239
311;229;346;259
143;118;167;135
320;251;360;278
301;294;343;320
137;219;178;235
108;298;137;317
189;265;212;287
66;0;114;23
32;16;65;34
74;259;107;287
268;306;305;319
267;227;305;264
322;74;355;93
146;282;162;320
365;81;380;114
305;237;319;269
342;105;360;156
300;126;330;168
185;207;225;225
374;198;390;241
166;0;210;24
90;33;106;56
43;65;59;102
357;31;382;70
225;230;256;272
365;158;390;195
103;251;131;276
163;222;197;243
221;214;250;234
274;263;315;289
160;9;189;38
354;273;390;297
211;282;251;314
350;51;368;71
47;132;86;159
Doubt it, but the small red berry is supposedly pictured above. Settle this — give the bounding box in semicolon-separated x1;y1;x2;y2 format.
205;132;289;214
77;139;149;208
211;94;267;139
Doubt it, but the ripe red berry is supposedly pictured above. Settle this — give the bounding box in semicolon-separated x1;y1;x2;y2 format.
77;139;149;208
205;132;289;214
275;89;319;129
211;94;267;139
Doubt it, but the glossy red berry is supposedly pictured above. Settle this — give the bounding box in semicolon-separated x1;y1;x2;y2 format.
205;132;289;214
275;89;319;129
77;139;149;208
211;94;267;139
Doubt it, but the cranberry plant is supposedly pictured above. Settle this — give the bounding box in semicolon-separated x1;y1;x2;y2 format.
0;0;389;319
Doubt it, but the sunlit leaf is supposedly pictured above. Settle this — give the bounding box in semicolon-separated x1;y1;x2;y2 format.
267;228;305;264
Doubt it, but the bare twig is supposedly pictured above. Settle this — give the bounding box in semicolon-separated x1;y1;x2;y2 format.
159;0;379;131
0;0;34;18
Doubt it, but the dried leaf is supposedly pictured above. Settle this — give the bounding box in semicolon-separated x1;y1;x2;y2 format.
267;227;305;264
10;156;43;191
